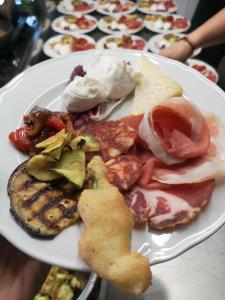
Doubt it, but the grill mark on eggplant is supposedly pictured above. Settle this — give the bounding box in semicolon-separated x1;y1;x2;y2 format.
22;186;52;208
37;194;66;227
60;205;77;219
22;179;36;190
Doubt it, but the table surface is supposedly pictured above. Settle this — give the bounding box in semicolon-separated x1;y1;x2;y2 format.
105;224;225;300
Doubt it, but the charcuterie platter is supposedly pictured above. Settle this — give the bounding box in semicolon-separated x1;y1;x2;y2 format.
1;50;225;294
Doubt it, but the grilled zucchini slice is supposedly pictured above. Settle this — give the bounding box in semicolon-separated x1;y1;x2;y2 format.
52;149;86;188
8;162;80;238
70;135;100;152
25;154;61;181
36;130;72;160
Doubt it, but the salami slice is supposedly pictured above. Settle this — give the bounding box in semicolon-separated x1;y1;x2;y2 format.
106;155;143;191
80;121;137;161
125;180;215;229
121;114;148;150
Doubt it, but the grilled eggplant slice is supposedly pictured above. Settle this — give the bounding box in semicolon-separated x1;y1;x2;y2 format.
8;162;80;238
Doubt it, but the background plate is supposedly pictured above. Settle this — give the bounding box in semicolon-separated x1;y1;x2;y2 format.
148;33;201;57
137;1;177;14
1;50;225;271
144;13;190;34
57;0;97;15
98;15;144;35
96;34;147;51
187;58;219;84
51;15;98;35
43;34;96;57
96;0;136;16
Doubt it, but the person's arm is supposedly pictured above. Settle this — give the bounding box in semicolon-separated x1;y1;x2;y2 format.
160;8;225;61
0;236;50;300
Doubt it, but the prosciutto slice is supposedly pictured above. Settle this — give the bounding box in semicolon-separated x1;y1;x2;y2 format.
125;180;215;229
152;115;225;184
138;97;210;165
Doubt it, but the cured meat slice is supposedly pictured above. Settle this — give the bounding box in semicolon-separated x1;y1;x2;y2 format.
80;121;137;161
121;114;148;150
152;115;225;184
106;155;142;191
124;190;149;223
138;97;210;165
125;180;215;229
121;115;143;133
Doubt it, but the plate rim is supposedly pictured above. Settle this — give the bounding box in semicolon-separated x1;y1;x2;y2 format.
1;49;225;270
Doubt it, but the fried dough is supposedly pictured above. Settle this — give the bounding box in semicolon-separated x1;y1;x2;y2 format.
78;156;152;295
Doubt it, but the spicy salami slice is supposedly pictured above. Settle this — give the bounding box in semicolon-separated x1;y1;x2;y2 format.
80;121;137;161
121;114;148;150
106;155;143;191
125;180;215;229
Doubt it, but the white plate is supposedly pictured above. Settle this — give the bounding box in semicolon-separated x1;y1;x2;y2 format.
148;33;202;57
187;58;219;84
96;0;137;15
144;13;190;34
97;34;147;51
57;0;97;15
43;34;96;58
137;0;177;14
98;15;144;35
51;15;98;35
1;50;225;271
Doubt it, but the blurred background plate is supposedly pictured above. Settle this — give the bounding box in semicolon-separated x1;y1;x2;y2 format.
57;0;97;16
148;33;202;57
42;34;96;57
96;0;137;16
137;0;177;15
187;58;219;84
98;15;144;35
51;14;98;35
144;13;190;34
96;34;148;50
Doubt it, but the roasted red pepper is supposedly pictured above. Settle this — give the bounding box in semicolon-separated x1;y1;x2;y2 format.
8;126;33;151
44;116;65;131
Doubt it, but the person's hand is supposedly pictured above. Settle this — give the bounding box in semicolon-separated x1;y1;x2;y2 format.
159;40;194;62
0;235;50;300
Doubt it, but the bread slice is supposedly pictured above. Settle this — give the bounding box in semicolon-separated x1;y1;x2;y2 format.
132;55;183;115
